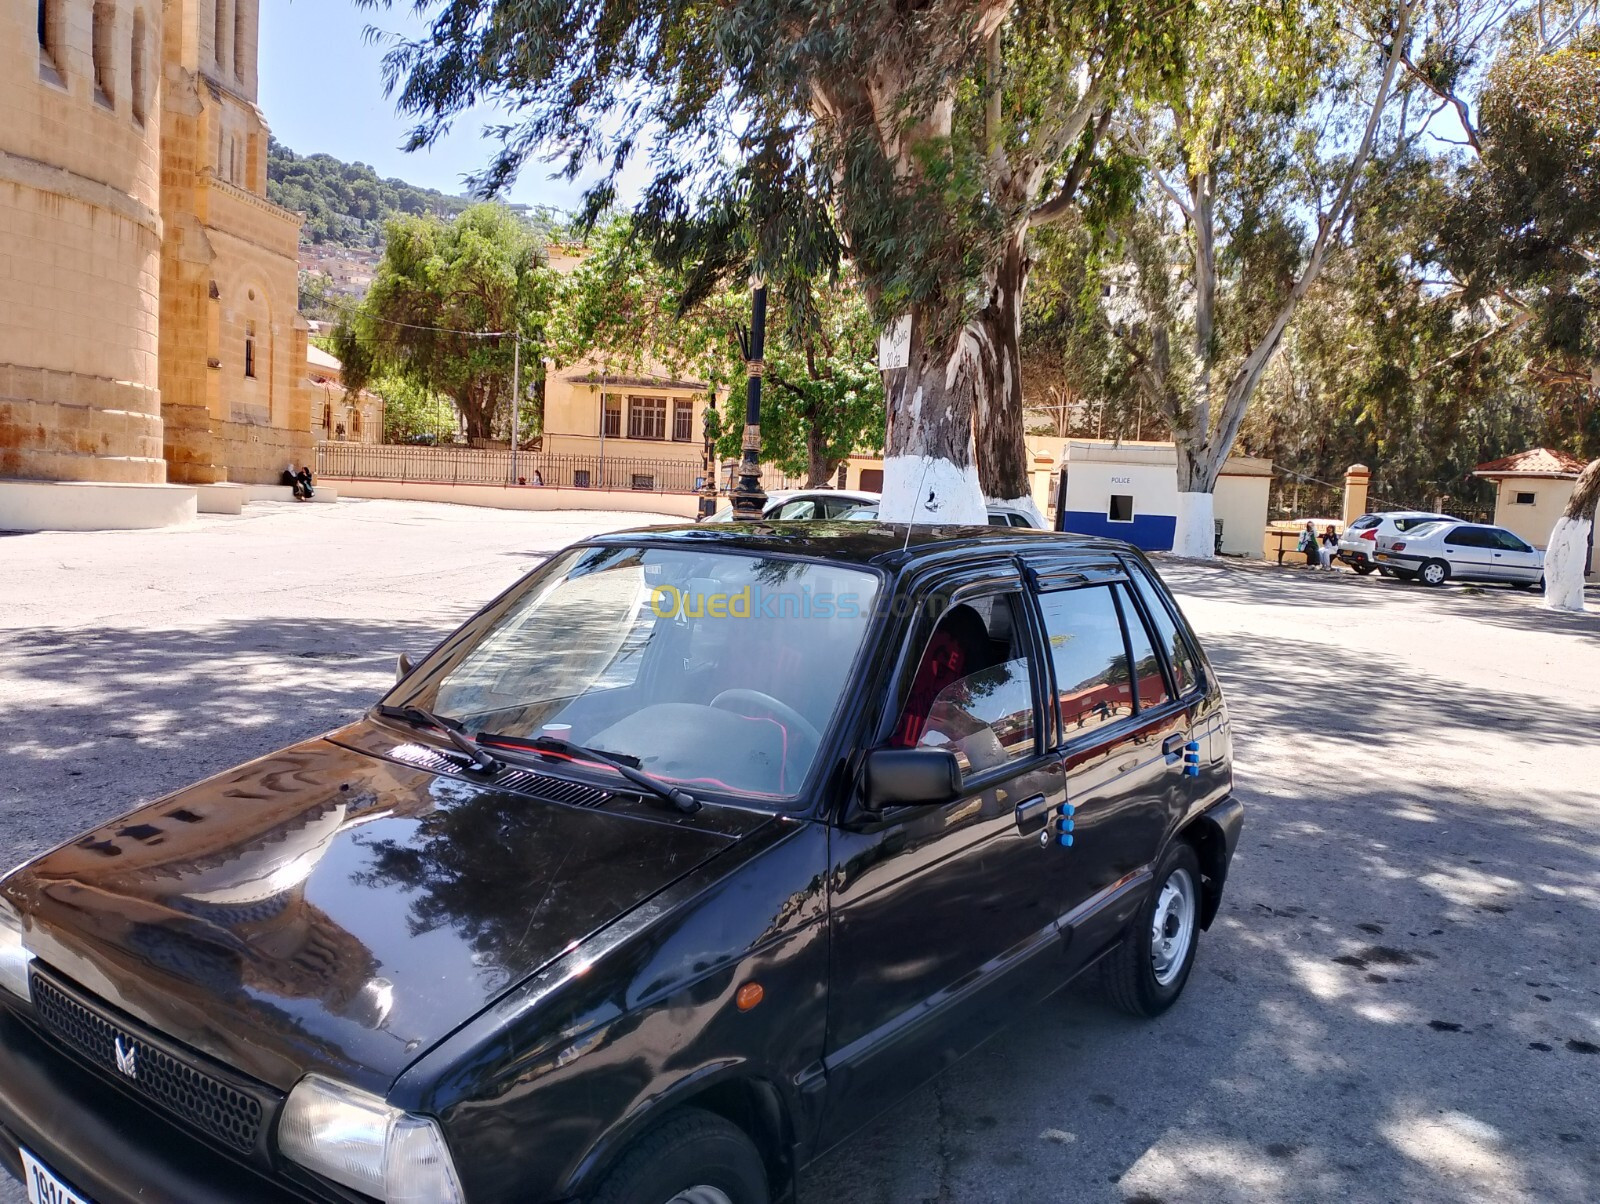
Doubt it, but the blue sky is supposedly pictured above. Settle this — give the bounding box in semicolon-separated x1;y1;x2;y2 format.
259;0;626;211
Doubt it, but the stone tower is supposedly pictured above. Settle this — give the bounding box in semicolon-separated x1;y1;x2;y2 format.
158;0;312;485
0;0;167;485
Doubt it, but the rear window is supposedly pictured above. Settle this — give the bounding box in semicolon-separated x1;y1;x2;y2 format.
1038;585;1133;738
1350;515;1382;530
1125;562;1199;697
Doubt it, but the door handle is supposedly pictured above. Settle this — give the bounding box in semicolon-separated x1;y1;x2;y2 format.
1014;794;1052;836
1162;733;1187;757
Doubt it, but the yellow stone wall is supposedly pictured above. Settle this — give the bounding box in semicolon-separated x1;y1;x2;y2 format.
1;0;310;490
0;0;166;483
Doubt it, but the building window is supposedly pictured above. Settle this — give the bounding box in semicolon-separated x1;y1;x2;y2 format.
601;395;621;439
632;473;656;491
351;410;362;437
628;396;667;441
322;402;332;432
214;0;231;76
92;2;115;108
131;9;147;125
39;0;66;85
1514;491;1536;505
244;322;256;378
1108;494;1134;523
672;399;694;442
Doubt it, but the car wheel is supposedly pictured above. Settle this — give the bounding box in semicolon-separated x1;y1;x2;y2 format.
1351;562;1375;576
1511;580;1535;591
589;1108;768;1204
1101;842;1202;1018
1376;566;1394;578
1419;559;1450;587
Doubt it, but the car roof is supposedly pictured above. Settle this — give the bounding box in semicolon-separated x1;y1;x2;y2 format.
585;520;1125;569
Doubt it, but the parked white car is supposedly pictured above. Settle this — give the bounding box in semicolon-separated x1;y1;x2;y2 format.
1375;521;1545;588
1337;511;1456;575
700;488;881;522
836;502;1042;528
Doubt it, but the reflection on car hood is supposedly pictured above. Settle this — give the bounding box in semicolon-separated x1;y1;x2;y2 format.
2;724;766;1093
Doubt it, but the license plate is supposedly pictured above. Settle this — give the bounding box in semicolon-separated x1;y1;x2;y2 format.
20;1148;92;1204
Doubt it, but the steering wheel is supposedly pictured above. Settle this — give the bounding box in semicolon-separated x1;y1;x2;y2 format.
710;689;823;752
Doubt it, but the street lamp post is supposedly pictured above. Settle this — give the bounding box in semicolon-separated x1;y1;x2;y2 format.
729;280;768;520
698;392;720;520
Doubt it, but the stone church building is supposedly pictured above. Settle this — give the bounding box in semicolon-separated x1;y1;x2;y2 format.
1;0;312;527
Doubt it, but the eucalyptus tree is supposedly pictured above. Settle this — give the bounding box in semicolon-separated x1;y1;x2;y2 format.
1107;0;1423;556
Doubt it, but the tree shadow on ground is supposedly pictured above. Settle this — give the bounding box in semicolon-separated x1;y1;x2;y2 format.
801;637;1599;1204
0;614;469;863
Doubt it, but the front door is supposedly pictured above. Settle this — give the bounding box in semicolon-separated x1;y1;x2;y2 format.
820;585;1067;1147
1485;528;1544;583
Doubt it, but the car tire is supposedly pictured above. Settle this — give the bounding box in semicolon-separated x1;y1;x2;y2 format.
1511;581;1535;591
1101;841;1202;1018
1419;559;1450;587
1351;562;1375;576
1391;569;1416;581
589;1108;769;1204
1377;566;1395;578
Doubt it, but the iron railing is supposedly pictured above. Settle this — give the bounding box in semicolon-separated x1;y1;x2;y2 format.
316;443;707;492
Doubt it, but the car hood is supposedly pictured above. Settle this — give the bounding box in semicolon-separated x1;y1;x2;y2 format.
1;722;768;1094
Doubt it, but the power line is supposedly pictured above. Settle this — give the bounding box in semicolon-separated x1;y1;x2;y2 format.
364;314;512;337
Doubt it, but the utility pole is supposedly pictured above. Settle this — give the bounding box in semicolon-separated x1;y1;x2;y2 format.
698;392;720;520
510;329;522;485
729;279;768;520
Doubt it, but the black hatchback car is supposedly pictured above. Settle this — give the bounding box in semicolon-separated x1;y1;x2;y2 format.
0;524;1240;1204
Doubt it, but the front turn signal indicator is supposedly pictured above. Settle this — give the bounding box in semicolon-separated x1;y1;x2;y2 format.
736;981;765;1012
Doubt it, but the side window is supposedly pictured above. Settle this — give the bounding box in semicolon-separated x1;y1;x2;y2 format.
893;595;1036;775
775;499;819;520
1492;529;1531;552
1126;563;1199;697
1444;527;1483;548
1116;583;1172;712
1037;585;1132;739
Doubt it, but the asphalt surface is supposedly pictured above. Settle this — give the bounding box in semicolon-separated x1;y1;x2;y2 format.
2;500;1597;1204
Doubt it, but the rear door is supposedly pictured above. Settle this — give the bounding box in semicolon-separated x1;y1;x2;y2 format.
1442;525;1496;579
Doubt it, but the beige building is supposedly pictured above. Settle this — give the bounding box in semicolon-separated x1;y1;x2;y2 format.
0;0;312;529
541;359;718;488
1474;447;1595;577
307;344;383;445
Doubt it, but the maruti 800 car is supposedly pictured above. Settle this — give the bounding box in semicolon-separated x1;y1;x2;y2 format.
0;523;1241;1204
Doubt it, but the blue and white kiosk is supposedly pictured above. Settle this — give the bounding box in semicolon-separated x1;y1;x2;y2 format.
1048;439;1272;557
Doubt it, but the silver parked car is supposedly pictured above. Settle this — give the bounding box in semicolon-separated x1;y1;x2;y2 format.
1337;511;1455;575
836;502;1042;528
1375;521;1545;588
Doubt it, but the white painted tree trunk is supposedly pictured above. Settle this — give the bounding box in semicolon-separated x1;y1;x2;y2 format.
881;456;988;524
1172;492;1216;559
1543;516;1591;613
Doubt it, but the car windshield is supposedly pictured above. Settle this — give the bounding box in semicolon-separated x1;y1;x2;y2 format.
393;546;882;804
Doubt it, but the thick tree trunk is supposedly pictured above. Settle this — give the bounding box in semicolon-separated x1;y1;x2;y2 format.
975;227;1045;526
879;310;988;525
804;418;837;488
1544;457;1599;613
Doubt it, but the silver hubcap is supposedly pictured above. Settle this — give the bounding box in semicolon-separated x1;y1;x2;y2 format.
1424;564;1445;584
1150;867;1197;987
664;1189;734;1204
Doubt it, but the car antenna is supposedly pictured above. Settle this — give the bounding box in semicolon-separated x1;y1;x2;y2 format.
902;459;935;555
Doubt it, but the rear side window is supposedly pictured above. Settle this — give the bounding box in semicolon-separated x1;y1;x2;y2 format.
1350;515;1381;531
1125;563;1200;697
1038;586;1133;738
1444;527;1487;547
1117;583;1172;711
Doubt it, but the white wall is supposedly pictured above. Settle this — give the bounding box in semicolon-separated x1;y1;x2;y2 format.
1214;474;1271;558
0;481;197;532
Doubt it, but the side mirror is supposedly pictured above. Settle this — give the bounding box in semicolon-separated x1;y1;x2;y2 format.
862;748;962;813
396;653;414;682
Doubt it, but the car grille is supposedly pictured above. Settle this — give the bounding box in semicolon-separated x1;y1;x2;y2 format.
29;971;267;1154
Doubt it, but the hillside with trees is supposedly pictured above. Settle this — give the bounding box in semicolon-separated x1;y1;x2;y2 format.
266;139;472;248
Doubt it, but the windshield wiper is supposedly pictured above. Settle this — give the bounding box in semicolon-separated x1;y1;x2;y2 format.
376;704;504;775
480;732;701;815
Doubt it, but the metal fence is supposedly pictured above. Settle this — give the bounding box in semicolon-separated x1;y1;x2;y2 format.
316;442;707;492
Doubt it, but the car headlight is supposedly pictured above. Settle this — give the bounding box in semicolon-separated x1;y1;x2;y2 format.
0;898;34;1002
278;1074;465;1204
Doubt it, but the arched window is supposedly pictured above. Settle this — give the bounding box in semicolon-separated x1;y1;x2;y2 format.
92;2;115;108
131;10;147;126
214;0;231;76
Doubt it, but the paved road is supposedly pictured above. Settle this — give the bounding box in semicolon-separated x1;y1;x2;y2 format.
2;501;1597;1204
